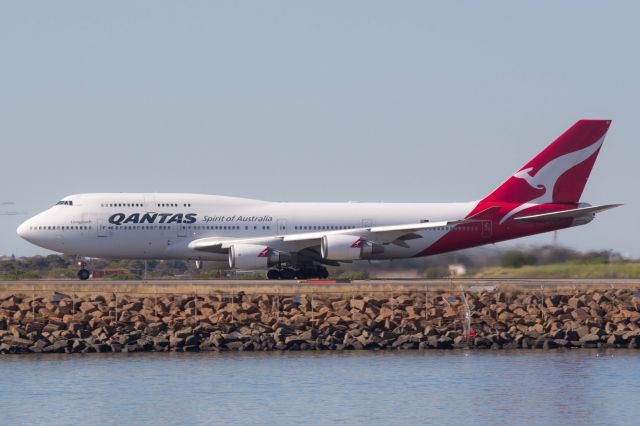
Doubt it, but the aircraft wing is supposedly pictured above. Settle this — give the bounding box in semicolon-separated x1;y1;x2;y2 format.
513;204;621;222
188;218;473;253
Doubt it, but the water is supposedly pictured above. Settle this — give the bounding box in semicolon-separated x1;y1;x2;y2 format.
1;350;638;425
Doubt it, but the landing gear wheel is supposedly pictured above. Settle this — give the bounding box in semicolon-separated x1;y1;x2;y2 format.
267;269;280;280
318;267;329;279
280;268;296;280
77;269;91;280
295;269;309;280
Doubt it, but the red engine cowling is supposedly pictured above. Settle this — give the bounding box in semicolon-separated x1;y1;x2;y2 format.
229;244;283;269
320;234;383;261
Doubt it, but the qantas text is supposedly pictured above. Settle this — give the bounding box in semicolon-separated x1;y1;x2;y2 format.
108;213;197;225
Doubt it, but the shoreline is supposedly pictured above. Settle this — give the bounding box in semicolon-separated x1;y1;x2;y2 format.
2;286;640;354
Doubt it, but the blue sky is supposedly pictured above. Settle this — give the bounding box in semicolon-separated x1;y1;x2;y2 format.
1;1;638;257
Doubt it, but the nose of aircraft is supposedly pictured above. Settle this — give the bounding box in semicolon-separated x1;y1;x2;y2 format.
17;219;31;240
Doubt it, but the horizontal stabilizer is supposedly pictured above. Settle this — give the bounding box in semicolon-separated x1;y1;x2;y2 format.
513;204;621;222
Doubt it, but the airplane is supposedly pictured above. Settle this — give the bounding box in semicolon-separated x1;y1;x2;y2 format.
17;120;620;280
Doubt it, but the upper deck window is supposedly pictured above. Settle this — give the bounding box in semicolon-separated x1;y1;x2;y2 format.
55;200;73;206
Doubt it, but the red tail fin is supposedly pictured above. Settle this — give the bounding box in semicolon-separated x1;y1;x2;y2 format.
483;120;611;204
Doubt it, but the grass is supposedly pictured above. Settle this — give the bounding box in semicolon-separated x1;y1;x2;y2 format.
472;262;640;279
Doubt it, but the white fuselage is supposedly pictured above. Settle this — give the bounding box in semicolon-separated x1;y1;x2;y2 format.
17;193;478;261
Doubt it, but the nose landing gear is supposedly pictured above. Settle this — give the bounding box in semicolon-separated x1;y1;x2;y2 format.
76;260;91;280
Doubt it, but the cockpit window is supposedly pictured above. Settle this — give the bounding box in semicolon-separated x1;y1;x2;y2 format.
55;200;73;206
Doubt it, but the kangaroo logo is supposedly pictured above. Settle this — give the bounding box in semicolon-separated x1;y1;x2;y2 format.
500;135;605;223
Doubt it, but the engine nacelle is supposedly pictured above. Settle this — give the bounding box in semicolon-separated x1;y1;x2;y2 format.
228;244;284;270
321;234;384;261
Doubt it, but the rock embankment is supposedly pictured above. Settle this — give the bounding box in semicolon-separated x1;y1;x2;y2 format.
1;289;640;354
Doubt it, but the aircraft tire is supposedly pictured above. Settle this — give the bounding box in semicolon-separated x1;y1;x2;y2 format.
280;268;296;280
267;269;280;280
318;267;329;279
77;269;90;280
295;269;310;280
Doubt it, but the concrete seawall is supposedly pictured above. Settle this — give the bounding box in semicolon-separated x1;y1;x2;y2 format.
2;286;640;353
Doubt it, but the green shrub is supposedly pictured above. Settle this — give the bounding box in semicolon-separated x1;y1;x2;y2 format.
103;272;141;280
422;265;450;278
501;251;538;268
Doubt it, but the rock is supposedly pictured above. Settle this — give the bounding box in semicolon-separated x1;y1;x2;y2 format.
43;339;69;353
426;335;440;348
123;302;142;312
42;323;63;333
621;310;640;323
377;307;394;320
438;336;453;349
498;311;514;322
423;326;437;337
1;289;639;354
153;336;169;347
565;330;580;341
392;335;411;348
579;334;601;343
124;343;139;352
473;337;492;348
379;331;397;341
225;341;244;350
568;297;584;309
169;336;185;348
350;299;366;311
184;335;201;346
571;309;590;322
174;327;193;339
3;335;33;348
79;302;97;314
575;326;591;338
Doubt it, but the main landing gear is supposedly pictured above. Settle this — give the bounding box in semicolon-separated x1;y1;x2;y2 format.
267;267;329;280
76;259;91;281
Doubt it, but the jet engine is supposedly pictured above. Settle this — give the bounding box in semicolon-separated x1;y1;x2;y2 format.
320;234;384;261
228;244;285;269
